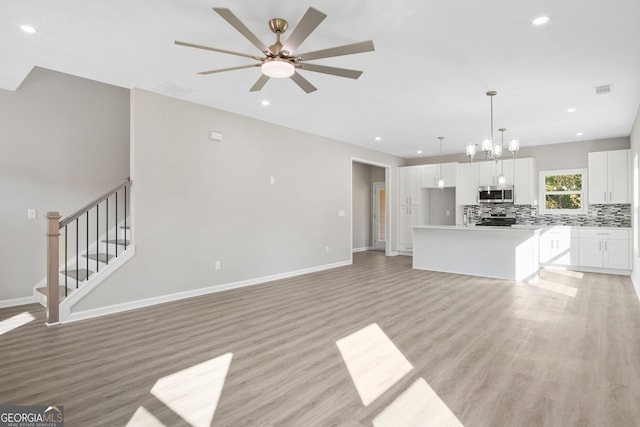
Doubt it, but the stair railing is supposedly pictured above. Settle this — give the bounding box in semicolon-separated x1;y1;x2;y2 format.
45;178;131;323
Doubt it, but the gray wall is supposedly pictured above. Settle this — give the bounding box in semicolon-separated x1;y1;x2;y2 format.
406;137;630;170
74;89;402;311
427;188;456;225
630;107;640;299
352;162;386;250
0;67;130;302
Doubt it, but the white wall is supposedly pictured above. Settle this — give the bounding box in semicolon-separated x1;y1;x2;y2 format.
0;67;130;303
630;106;640;299
73;89;403;312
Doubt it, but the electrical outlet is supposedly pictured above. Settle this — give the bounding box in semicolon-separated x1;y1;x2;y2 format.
325;246;330;253
27;208;37;219
215;260;221;270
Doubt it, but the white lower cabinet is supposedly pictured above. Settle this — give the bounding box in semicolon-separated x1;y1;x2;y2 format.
539;227;579;266
578;228;630;270
398;206;420;251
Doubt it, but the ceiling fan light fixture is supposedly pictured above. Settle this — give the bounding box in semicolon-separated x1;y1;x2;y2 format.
261;58;295;78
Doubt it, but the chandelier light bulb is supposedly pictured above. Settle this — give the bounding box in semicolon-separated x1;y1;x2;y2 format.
508;138;520;153
465;143;476;157
481;137;493;153
498;173;506;186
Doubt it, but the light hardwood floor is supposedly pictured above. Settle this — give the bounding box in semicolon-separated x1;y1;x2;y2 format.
1;251;640;426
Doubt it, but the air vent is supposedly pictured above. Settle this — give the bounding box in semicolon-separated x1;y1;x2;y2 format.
595;84;611;95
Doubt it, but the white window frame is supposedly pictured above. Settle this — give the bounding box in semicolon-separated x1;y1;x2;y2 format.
538;168;588;215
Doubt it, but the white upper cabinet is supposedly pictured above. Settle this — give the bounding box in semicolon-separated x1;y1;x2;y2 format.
421;163;457;188
477;160;499;186
399;166;422;206
456;163;478;206
588;149;629;204
513;157;536;205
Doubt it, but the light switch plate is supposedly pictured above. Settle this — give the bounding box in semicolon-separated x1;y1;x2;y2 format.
27;208;37;219
338;210;346;217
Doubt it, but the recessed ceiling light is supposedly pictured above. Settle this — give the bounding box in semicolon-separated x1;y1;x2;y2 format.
417;150;423;154
374;136;381;141
576;132;583;136
20;24;37;34
567;108;576;113
533;16;550;26
261;100;270;106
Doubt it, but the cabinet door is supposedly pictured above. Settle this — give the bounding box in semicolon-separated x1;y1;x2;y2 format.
588;151;608;204
608;150;629;203
442;163;458;187
398;206;420;250
421;165;438;188
399;167;421;205
513;158;535;205
456;163;478;206
603;238;630;270
579;238;603;268
477;161;498;186
554;237;580;266
539;236;555;264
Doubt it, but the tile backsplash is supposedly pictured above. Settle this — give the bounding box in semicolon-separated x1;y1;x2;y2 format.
464;204;631;227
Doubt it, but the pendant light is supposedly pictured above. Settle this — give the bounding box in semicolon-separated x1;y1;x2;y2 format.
498;128;507;186
481;91;498;159
437;136;445;188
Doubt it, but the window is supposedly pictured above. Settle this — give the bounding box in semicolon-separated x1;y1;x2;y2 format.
539;169;587;214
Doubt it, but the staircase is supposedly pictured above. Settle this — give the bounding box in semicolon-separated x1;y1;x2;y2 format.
36;179;133;322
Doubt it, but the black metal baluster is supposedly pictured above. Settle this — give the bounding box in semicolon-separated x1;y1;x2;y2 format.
86;211;89;278
96;203;99;273
64;226;68;297
106;197;109;264
124;185;127;250
115;190;118;257
76;218;79;289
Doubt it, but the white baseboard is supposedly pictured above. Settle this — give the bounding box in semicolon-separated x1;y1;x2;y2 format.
352;246;373;253
63;259;352;324
0;295;37;309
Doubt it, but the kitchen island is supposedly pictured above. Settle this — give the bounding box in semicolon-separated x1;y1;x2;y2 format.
412;225;542;281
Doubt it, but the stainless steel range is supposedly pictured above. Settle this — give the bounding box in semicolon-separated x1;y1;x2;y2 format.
476;213;516;227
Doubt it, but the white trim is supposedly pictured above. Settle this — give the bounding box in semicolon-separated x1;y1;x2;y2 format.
59;246;136;321
538;168;588;215
540;264;631;276
62;259;352;324
0;295;37;308
352;247;374;253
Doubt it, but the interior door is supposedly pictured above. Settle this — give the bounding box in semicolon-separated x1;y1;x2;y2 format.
373;182;386;250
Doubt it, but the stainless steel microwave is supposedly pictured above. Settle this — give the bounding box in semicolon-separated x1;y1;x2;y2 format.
478;185;514;204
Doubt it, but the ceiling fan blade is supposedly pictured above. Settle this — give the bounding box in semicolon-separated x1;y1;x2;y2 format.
198;64;260;75
298;40;375;61
175;41;262;61
300;63;363;79
290;72;317;93
282;7;327;53
213;8;269;54
249;75;270;92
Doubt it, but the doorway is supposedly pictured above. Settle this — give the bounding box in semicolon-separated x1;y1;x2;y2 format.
373;182;386;250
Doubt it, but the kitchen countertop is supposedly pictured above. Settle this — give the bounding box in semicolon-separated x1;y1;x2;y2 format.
413;224;542;232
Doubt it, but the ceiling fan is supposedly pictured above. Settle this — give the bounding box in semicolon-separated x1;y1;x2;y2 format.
175;7;375;93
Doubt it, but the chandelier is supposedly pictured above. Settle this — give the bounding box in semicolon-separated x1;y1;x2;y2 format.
465;91;520;164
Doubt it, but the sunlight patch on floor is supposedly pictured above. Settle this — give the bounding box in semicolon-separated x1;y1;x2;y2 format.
373;378;464;427
528;278;578;298
542;267;585;279
126;406;165;427
0;311;35;336
149;352;233;427
336;323;413;406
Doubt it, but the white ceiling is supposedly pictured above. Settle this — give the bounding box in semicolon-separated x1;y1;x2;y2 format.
3;0;640;158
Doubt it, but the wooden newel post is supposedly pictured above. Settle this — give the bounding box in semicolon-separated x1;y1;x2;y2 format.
46;212;61;324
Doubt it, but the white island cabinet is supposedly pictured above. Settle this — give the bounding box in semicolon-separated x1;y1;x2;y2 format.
412;225;541;281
